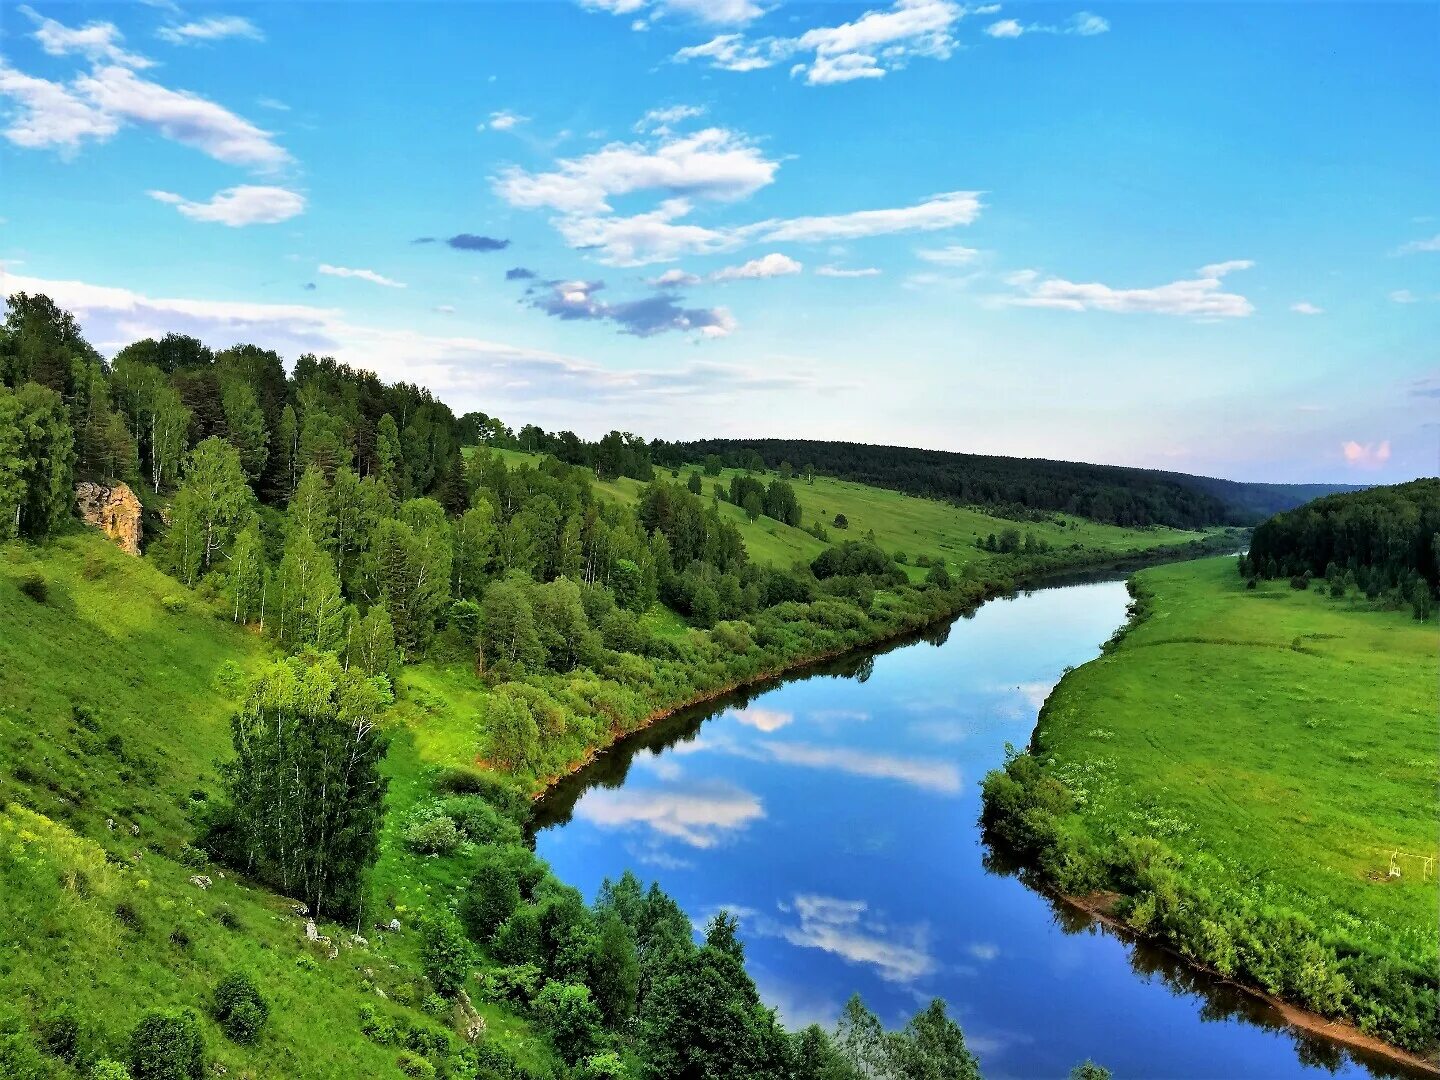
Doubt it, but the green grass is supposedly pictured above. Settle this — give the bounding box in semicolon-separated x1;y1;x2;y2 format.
0;532;552;1078
1035;556;1437;972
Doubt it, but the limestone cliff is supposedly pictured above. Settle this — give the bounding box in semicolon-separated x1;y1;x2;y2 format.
74;481;143;555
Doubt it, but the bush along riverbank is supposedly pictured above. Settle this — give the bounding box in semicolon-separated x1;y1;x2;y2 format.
979;557;1439;1066
466;530;1243;797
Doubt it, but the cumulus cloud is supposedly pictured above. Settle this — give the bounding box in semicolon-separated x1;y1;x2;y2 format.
575;781;764;847
713;252;802;281
148;184;304;226
157;16;263;44
484;109;527;131
984;11;1109;37
648;267;703;288
728;707;793;732
1341;440;1392;469
494;127;778;213
1002;259;1255;318
526;277;736;338
1290;301;1323;315
317;264;406;288
675;0;1014;85
19;5;153;68
0;62;118;152
816;265;881;277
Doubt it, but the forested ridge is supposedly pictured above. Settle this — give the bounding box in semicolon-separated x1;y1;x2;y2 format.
1;289;1172;1079
650;438;1363;530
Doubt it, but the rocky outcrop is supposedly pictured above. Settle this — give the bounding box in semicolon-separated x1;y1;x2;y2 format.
74;481;142;555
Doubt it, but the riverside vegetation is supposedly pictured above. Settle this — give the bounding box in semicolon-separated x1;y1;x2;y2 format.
0;288;1376;1079
981;480;1439;1063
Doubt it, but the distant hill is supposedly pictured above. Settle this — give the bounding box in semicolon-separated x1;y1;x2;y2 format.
650;438;1363;530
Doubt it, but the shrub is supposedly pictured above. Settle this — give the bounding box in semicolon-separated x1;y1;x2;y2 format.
1289;575;1309;591
534;982;603;1065
404;811;461;857
128;1008;204;1080
161;595;188;614
213;971;269;1044
395;1051;435;1079
37;1002;85;1063
91;1061;133;1080
17;573;47;603
420;913;472;996
443;797;521;847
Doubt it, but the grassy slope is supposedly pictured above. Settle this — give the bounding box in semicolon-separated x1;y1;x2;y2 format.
489;449;1217;582
1035;557;1437;971
0;533;553;1078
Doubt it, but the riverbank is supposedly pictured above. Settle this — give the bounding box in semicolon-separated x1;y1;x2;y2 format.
513;531;1243;799
981;556;1438;1067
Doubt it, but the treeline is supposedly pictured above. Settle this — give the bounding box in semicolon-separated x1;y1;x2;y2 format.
650;438;1359;529
1246;478;1439;597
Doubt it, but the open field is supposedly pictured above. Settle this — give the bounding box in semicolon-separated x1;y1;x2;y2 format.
1007;556;1438;1053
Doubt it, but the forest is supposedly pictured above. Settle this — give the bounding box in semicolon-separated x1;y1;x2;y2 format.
650;438;1361;530
0;290;1150;1079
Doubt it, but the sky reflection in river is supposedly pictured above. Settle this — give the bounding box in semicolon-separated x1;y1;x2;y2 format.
535;580;1410;1079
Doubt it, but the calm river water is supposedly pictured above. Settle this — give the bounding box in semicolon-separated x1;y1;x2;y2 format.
533;578;1416;1079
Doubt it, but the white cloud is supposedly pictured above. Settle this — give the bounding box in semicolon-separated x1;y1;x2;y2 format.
556;198;741;267
917;243;979;265
781;893;936;983
149;185;305;226
0;62;118;152
713;252;802;281
816;265;881;277
1290;301;1323;315
1394;233;1440;256
1004;259;1254;317
635;103;706;134
494;127;778;213
751;740;961;793
582;0;765;26
1341;440;1391;469
728;707;793;732
985;11;1109;38
484;109;527;132
1390;289;1418;303
157;16;263;44
317;264;406;288
434;305;456;315
19;5;153;68
575;781;764;847
761;190;981;242
648;267;703;288
673;33;787;72
73;65;289;169
555;190;982;266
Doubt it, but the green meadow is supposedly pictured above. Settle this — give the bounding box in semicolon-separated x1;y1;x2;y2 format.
1004;555;1438;1050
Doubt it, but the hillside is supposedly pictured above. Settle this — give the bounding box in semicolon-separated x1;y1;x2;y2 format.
982;556;1438;1057
651;438;1361;529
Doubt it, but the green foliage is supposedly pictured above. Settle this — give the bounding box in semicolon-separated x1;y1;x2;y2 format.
420;911;472;997
212;971;270;1044
534;982;603;1065
0;381;75;540
206;652;391;921
128;1008;204;1080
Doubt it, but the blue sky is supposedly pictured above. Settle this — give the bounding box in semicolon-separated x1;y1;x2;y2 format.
1;0;1436;483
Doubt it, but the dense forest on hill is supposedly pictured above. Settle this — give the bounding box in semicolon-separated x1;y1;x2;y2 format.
649;438;1361;530
1246;479;1439;604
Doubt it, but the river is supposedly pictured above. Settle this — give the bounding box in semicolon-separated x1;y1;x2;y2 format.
533;577;1416;1079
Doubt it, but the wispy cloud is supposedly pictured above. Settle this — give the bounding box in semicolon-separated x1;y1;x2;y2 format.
1289;301;1323;315
157;16;263;44
582;0;765;27
483;109;528;132
747;740;962;793
778;893;936;983
317;264;406;288
574;780;764;847
149;185;304;226
984;11;1109;39
19;5;153;68
1001;259;1254;318
1393;233;1440;256
917;244;980;266
816;265;881;278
